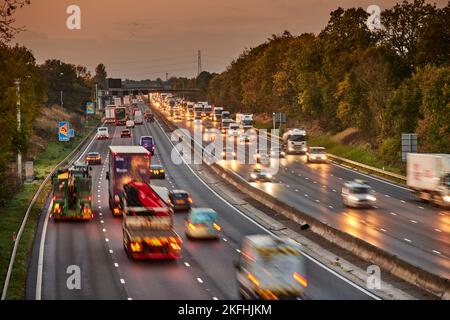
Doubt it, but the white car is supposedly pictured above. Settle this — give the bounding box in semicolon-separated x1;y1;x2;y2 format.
126;120;135;128
96;127;109;140
306;147;328;163
342;180;377;208
227;123;240;137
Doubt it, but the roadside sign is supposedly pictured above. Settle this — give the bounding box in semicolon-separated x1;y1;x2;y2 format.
69;129;74;138
401;133;418;162
58;121;70;141
86;102;95;114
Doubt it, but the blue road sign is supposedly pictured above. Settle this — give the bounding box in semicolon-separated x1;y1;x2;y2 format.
69;129;74;138
86;102;95;114
58;121;70;141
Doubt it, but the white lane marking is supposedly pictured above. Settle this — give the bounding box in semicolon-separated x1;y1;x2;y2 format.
389;212;397;216
305;177;309;180
184;262;190;267
127;298;133;300
35;200;52;300
432;250;441;255
236;249;241;253
304;194;309;197
332;189;337;192
410;220;417;224
313;181;317;184
401;200;406;203
109;250;113;254
380;228;387;232
385;195;390;198
328;205;333;209
222;238;228;242
404;238;411;243
434;228;441;233
100;220;104;224
418;206;424;210
197;278;203;284
114;263;119;267
99;213;102;216
213;297;219;300
120;279;126;284
105;238;109;242
315;200;320;203
153;115;381;300
295;189;299;192
102;228;106;232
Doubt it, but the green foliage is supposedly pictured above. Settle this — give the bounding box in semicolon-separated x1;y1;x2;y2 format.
379;137;401;167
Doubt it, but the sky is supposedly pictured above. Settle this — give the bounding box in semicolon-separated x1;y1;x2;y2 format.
13;0;449;80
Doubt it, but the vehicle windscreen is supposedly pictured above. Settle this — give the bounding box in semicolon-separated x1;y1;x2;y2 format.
310;148;326;154
253;249;302;285
114;154;151;193
351;187;371;194
141;137;153;146
191;211;217;223
289;134;306;142
115;108;126;119
172;193;188;200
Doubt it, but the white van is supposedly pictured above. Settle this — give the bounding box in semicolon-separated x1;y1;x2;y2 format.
97;127;109;140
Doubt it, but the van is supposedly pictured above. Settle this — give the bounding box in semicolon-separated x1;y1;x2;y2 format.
140;135;155;155
97;127;109;139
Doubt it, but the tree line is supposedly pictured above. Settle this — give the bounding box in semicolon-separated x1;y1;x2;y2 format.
205;0;450;166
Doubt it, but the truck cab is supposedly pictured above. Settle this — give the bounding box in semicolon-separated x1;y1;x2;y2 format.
282;129;307;154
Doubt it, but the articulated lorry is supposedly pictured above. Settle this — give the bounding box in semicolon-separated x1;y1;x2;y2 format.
282;129;307;154
407;153;450;207
106;146;151;217
115;106;127;126
122;181;182;260
51;162;93;221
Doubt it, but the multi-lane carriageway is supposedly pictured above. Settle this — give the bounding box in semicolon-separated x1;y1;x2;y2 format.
156;103;450;281
26;101;380;300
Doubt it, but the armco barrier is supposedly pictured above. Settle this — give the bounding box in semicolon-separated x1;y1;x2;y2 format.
1;121;101;300
150;103;449;299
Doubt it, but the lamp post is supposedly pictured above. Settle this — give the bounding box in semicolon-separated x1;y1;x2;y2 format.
14;79;22;182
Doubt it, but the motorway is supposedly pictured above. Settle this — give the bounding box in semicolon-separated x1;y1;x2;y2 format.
156;105;450;280
26;101;379;300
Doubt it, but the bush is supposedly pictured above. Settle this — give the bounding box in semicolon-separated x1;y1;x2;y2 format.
378;137;401;167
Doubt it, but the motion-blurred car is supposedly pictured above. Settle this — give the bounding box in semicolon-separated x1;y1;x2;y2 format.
306;147;327;163
120;129;131;138
204;125;215;133
96;127;109;140
140;135;155;155
221;147;237;160
270;146;285;158
254;151;270;164
249;168;273;182
168;189;192;211
341;179;377;208
184;208;221;239
126;120;135;128
150;164;165;179
234;235;308;300
85;152;101;165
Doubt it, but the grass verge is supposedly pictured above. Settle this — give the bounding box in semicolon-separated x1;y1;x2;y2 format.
0;115;100;299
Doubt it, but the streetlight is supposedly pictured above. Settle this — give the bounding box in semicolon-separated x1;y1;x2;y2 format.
14;75;31;182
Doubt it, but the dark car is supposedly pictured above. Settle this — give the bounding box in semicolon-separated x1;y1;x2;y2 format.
168;190;192;212
120;129;131;138
85;152;101;165
150;164;165;179
140;135;155;155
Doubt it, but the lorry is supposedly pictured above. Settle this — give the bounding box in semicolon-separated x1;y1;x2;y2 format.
106;146;151;217
122;181;183;260
134;109;143;125
203;105;212;119
406;153;450;207
212;106;223;122
194;104;203;120
236;113;254;132
115;106;127;126
282;129;307;154
105;105;116;124
51;162;93;221
123;95;130;106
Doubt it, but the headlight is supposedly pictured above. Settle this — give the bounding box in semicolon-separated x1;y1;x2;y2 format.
322;156;327;160
367;195;377;201
251;174;257;178
221;152;225;156
443;195;450;202
349;195;359;201
266;174;272;179
281;152;285;156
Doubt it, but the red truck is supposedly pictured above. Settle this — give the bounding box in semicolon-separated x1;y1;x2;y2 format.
122;181;182;260
106;146;151;217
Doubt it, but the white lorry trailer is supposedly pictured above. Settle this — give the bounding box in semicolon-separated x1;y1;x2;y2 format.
406;153;450;207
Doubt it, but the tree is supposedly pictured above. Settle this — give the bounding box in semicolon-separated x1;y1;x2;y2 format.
94;63;107;89
0;0;30;43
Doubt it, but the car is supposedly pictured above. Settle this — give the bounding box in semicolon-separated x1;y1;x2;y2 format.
239;133;250;143
249;168;273;182
184;208;221;239
150;164;165;179
140;135;155;155
254;151;270;164
234;235;308;300
221;147;236;160
173;113;182;121
85;152;101;165
120;129;131;138
227;123;240;137
97;127;109;140
341;179;377;208
126;120;135;128
204;125;215;133
168;189;192;211
306;147;328;163
270;146;285;158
